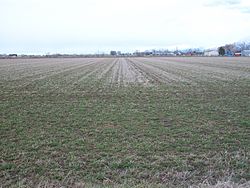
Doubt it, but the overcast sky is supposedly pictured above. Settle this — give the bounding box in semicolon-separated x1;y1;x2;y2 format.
1;0;250;54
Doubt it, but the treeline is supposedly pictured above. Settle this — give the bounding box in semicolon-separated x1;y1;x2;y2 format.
1;41;250;58
218;41;250;56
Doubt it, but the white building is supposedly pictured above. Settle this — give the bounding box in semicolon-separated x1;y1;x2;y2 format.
204;50;219;56
242;50;250;57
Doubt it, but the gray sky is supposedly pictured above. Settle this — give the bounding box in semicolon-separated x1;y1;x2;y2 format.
1;0;250;54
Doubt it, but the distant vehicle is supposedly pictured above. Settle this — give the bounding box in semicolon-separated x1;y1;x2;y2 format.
234;52;241;57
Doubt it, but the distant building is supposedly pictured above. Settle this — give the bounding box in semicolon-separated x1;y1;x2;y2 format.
0;54;6;58
204;50;219;56
242;50;250;57
166;52;176;56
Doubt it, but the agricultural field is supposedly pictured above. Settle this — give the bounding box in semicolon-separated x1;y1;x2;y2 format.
1;57;250;187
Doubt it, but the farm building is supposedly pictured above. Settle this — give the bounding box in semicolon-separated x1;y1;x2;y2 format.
242;50;250;56
204;50;219;56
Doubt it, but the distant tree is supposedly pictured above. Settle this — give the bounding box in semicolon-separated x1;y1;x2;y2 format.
9;54;18;57
234;41;250;51
218;47;225;56
110;51;117;56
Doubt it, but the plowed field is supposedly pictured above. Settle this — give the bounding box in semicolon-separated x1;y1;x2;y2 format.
1;57;250;187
